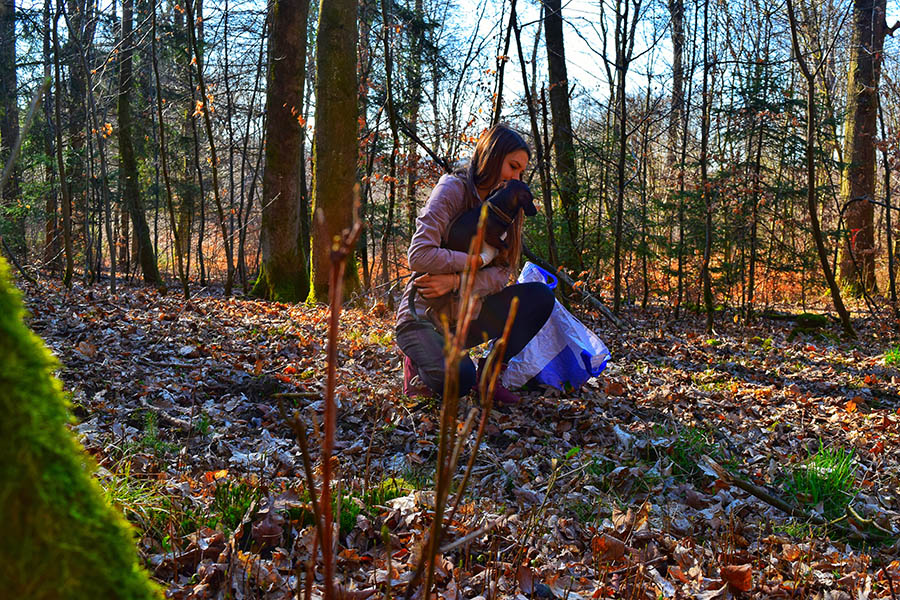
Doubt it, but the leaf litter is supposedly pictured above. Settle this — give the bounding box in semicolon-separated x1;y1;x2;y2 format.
20;278;900;599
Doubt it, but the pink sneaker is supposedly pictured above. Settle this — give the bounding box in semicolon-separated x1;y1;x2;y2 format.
476;358;521;406
403;355;433;399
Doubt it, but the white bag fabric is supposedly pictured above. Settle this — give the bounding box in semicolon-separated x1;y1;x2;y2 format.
501;262;611;391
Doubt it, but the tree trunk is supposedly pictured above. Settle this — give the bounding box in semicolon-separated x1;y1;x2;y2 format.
838;0;887;294
878;98;897;309
151;0;188;298
308;0;360;303
512;11;558;268
699;0;714;332
252;0;311;301
186;0;233;294
51;5;73;287
543;0;581;266
0;257;161;599
491;0;517;125
42;0;60;271
612;0;640;314
379;0;399;286
0;0;23;259
118;0;161;286
786;0;855;337
404;0;424;238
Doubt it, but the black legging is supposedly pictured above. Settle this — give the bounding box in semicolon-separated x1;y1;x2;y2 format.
396;281;555;396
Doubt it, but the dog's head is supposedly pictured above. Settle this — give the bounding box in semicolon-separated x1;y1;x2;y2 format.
486;179;537;219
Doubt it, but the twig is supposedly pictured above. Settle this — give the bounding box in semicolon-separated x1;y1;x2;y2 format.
319;199;364;600
278;401;325;591
446;298;518;526
272;391;320;399
404;206;512;600
438;512;513;554
847;504;894;536
138;398;192;431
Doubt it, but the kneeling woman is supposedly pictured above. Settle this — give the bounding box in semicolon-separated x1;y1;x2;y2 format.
395;124;555;404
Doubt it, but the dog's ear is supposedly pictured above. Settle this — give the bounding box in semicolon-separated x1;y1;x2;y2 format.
516;183;538;217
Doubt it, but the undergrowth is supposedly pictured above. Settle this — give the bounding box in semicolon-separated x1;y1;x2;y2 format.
787;441;857;521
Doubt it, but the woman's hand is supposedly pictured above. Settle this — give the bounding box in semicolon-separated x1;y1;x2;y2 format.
413;272;459;298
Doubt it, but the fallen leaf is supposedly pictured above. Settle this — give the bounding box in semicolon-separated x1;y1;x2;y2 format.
591;533;626;562
721;563;753;592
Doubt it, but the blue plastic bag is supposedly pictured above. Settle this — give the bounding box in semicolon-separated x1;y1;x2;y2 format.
501;262;610;391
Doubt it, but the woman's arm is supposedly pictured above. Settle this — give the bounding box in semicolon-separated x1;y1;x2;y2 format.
409;174;513;299
407;176;471;274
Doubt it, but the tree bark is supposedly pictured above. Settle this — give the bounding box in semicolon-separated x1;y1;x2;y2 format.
838;0;887;294
42;0;60;271
699;0;714;333
612;0;640;314
252;0;311;301
404;0;424;238
308;0;360;303
491;0;516;125
186;0;233;295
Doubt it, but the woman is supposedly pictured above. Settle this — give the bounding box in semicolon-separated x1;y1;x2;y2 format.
395;124;555;404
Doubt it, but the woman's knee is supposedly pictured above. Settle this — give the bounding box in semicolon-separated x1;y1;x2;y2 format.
523;281;555;321
418;357;477;398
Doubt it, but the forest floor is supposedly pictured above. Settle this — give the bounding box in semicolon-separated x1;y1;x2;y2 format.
20;277;900;600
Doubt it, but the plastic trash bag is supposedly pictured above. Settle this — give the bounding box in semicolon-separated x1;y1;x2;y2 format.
501;262;611;391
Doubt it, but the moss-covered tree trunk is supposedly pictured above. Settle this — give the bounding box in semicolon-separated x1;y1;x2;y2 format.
118;0;161;287
0;256;160;599
308;0;360;303
252;0;311;301
838;0;887;294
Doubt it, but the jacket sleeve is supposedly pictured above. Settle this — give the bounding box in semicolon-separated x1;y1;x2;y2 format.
407;174;514;298
407;176;470;275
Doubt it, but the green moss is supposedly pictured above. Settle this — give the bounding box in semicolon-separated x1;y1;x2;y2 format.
0;258;161;599
251;258;309;303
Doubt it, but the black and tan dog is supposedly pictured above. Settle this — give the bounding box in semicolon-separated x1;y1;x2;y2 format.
410;179;537;324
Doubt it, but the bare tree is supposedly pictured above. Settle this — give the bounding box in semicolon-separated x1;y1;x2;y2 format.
786;0;855;337
118;0;162;286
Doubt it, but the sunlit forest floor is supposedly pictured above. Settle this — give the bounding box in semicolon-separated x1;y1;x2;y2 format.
20;278;900;599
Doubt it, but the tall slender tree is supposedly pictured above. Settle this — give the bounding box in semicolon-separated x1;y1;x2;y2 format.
543;0;581;266
379;0;400;286
308;0;360;303
118;0;161;286
786;0;855;337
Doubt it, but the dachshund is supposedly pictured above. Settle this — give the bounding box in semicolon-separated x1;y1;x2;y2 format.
409;179;537;324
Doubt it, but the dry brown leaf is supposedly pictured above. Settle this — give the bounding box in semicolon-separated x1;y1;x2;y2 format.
721;563;753;592
591;533;626;562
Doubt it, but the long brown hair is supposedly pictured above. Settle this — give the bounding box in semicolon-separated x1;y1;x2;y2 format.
463;124;531;273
